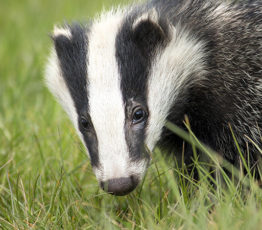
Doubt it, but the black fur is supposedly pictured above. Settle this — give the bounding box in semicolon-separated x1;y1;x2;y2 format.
116;16;168;161
53;24;99;167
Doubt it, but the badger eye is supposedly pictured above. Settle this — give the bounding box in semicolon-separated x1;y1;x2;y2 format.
132;107;147;124
81;118;90;130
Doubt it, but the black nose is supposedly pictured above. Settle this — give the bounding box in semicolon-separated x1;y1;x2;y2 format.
100;176;139;196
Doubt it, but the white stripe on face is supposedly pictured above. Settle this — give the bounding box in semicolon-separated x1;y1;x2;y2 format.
88;10;135;182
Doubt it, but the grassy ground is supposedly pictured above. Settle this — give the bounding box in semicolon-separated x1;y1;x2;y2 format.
1;0;262;229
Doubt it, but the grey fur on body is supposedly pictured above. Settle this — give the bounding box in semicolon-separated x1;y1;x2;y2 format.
155;0;262;170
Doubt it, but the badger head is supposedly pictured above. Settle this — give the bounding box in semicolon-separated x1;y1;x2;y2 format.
45;8;206;195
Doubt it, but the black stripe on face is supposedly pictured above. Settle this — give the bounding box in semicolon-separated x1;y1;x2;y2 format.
115;15;169;161
53;24;99;167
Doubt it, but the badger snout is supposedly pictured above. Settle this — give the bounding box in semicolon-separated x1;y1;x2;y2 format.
100;175;139;196
93;158;149;195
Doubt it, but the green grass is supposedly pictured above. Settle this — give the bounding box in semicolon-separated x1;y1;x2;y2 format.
1;0;262;229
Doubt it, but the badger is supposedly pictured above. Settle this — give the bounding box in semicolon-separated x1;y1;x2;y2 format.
45;0;262;195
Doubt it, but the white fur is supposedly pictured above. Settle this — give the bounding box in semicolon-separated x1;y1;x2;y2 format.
145;26;207;150
88;10;147;182
45;49;79;131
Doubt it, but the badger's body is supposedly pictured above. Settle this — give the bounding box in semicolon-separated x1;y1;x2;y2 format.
46;0;262;195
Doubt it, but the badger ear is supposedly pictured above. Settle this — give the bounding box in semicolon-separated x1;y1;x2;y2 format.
52;25;72;39
132;10;167;56
51;25;73;59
